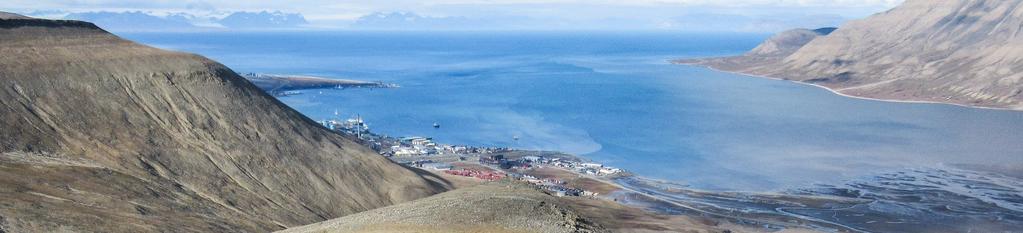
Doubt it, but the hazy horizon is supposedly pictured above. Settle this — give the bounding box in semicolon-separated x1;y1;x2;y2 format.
1;0;903;32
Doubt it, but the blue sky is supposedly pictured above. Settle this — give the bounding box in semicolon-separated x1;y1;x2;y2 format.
2;0;904;31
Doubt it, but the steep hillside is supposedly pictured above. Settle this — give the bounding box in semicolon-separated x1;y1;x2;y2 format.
678;28;834;71
278;182;608;233
747;28;834;57
680;0;1023;110
0;14;448;232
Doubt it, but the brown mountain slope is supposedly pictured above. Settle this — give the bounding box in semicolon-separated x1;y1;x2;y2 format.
0;15;448;232
0;12;30;20
747;28;833;57
278;182;609;233
678;28;833;72
679;0;1023;110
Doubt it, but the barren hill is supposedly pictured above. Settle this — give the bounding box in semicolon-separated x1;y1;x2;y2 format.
0;14;448;232
279;182;608;233
748;28;834;57
680;28;834;72
679;0;1023;110
0;12;30;20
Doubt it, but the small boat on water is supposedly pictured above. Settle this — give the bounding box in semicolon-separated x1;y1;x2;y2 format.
513;136;520;141
433;122;441;128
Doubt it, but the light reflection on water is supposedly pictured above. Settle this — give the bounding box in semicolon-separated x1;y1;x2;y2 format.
122;31;1023;192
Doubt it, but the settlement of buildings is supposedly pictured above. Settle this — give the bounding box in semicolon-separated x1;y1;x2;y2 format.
319;115;626;197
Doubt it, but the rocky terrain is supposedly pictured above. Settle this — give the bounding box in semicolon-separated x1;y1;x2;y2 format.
0;12;675;233
0;12;448;232
678;0;1023;110
279;182;608;233
0;12;835;233
281;177;821;233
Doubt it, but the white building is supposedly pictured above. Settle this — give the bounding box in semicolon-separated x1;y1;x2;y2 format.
522;156;544;162
598;167;622;175
580;163;603;168
421;163;453;171
392;146;424;156
402;137;434;147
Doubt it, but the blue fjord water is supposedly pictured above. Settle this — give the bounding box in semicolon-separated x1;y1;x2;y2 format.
121;31;1023;192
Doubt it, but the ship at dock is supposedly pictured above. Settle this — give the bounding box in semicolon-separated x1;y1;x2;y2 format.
320;111;370;139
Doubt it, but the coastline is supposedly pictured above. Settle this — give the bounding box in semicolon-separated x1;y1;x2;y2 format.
678;62;1023;112
449;62;1021;231
399;147;877;232
512;153;880;232
242;73;398;92
411;152;854;232
312;89;896;232
310;73;1023;233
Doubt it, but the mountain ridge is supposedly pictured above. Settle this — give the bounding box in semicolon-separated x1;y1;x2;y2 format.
678;0;1023;110
0;14;447;232
279;182;609;233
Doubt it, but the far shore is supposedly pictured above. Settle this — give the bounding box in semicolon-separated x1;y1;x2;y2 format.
241;73;398;92
673;61;1023;112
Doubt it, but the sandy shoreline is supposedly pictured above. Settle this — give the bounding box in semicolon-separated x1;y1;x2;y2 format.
413;150;864;232
420;156;823;232
679;63;1023;112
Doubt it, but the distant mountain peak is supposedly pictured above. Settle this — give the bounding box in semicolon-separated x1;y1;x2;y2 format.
63;11;195;31
745;28;834;57
352;11;484;30
219;11;308;29
0;11;31;19
43;10;309;31
812;27;837;35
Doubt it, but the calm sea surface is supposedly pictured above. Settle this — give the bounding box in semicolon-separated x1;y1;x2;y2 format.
123;31;1023;191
